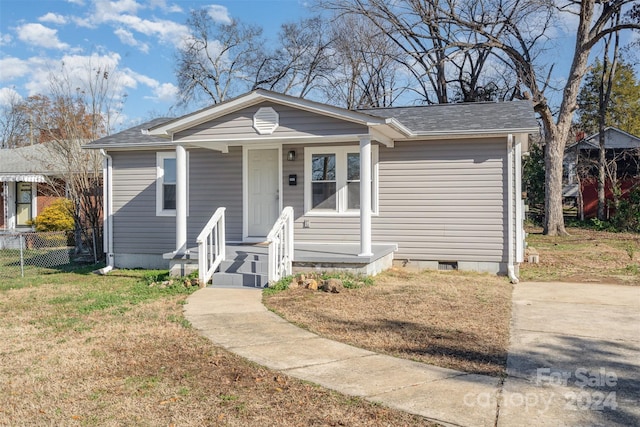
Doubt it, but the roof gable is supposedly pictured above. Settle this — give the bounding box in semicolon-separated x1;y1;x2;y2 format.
579;127;640;150
148;90;390;137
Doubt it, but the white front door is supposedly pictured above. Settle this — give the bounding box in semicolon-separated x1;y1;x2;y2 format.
247;148;279;237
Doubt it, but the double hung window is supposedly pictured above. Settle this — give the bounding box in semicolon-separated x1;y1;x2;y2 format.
157;152;187;216
305;146;377;215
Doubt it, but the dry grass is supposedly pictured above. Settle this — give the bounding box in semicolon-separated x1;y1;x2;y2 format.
264;269;512;376
521;226;640;285
0;269;432;426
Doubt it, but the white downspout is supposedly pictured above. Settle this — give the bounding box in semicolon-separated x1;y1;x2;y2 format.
507;134;519;284
98;149;114;273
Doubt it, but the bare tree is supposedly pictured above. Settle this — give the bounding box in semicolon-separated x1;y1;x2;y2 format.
0;90;29;148
325;14;408;108
252;16;336;99
23;61;125;260
176;10;264;105
433;0;638;235
319;0;510;104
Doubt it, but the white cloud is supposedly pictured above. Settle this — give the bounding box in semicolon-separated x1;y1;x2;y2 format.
0;32;12;46
114;27;149;52
149;0;182;13
82;1;189;49
66;0;85;5
152;82;178;101
0;87;23;107
0;57;31;81
17;23;69;50
207;5;232;24
125;70;178;102
110;14;189;48
94;0;143;18
39;13;68;25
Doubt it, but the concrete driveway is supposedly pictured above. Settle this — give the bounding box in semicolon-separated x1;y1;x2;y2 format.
499;281;640;426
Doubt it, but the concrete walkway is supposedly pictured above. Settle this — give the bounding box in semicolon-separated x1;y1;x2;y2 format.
184;282;640;427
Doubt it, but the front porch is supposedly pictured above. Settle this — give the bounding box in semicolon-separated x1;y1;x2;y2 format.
168;242;397;288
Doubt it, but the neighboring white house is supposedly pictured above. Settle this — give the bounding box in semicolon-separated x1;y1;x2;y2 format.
0;144;66;230
86;90;538;284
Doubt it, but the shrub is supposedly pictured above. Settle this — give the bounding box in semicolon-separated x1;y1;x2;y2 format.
610;186;640;233
32;199;75;232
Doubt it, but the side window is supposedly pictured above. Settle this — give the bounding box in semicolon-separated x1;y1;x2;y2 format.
156;152;187;216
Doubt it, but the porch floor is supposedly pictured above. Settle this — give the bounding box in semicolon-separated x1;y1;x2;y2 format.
222;242;397;265
171;242;397;285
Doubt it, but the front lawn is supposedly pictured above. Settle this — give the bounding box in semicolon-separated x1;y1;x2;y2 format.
521;226;640;284
264;269;512;376
0;268;431;426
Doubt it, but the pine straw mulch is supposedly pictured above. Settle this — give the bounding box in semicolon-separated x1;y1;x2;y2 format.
264;268;512;377
0;277;432;426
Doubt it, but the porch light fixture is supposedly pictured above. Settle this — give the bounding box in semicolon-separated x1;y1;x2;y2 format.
287;150;296;161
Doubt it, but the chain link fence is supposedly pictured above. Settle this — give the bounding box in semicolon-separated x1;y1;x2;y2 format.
0;229;100;278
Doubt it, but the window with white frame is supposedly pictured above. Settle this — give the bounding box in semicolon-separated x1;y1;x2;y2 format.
304;146;378;215
156;152;188;216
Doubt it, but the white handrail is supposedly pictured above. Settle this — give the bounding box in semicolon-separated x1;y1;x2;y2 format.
266;206;294;284
196;207;226;285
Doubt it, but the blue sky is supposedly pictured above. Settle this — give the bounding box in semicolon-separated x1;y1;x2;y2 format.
1;0;638;131
0;0;310;127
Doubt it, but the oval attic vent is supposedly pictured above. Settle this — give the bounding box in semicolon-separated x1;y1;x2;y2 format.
253;107;279;135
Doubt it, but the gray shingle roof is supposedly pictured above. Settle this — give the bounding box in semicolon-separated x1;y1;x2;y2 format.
85;100;538;150
360;100;538;134
85;117;173;148
0;144;64;175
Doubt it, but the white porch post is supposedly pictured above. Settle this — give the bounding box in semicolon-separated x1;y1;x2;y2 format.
176;144;187;254
359;135;373;256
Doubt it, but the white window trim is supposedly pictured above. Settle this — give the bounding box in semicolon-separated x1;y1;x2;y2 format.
304;145;378;216
156;151;189;217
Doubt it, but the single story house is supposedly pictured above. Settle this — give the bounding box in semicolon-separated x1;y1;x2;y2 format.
0;144;66;231
563;127;640;219
86;90;538;285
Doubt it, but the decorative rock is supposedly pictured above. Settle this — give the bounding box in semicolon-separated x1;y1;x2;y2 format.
320;278;343;293
289;280;299;289
305;279;318;290
329;278;344;293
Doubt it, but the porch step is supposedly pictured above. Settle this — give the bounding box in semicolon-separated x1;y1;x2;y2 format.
212;246;269;287
212;271;268;287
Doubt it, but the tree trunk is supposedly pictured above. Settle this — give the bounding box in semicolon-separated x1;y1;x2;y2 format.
597;126;607;219
543;123;569;236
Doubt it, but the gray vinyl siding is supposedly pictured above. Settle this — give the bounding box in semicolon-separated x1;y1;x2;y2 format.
111;148;242;256
282;139;507;263
174;102;367;142
374;139;506;262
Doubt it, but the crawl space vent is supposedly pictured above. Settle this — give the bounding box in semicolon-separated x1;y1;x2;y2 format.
438;261;458;271
253;107;279;135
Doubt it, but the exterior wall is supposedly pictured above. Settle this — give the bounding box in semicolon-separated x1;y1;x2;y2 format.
283;138;508;264
174;101;368;142
111;138;509;270
110;147;242;266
